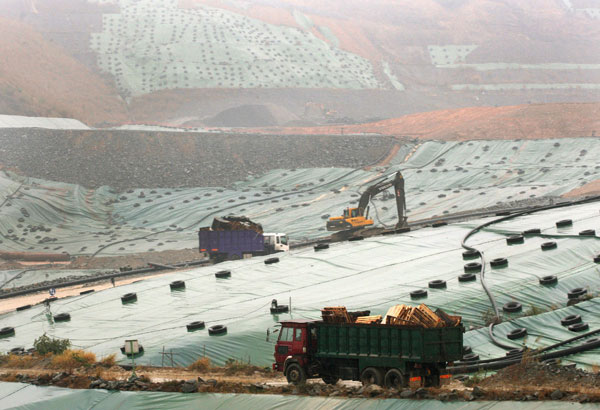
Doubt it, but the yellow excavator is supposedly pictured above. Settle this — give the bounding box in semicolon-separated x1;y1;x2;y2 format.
326;171;408;232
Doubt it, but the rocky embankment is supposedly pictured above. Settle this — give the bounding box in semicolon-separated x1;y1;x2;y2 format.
0;129;398;190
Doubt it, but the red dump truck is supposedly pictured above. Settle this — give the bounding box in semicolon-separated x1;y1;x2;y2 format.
273;318;463;387
199;216;288;262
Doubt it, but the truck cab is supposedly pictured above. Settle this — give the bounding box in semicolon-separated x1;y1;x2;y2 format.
263;233;289;252
273;320;316;384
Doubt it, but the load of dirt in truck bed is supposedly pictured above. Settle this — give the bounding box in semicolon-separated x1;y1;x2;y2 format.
199;216;263;234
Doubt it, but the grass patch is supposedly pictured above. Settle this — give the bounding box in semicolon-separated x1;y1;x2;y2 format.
98;354;116;368
188;357;211;372
51;349;96;372
4;354;38;369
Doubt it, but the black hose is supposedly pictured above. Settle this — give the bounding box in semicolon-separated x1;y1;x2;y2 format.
461;195;600;352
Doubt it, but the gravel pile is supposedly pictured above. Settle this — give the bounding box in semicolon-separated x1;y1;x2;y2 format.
0;129;395;190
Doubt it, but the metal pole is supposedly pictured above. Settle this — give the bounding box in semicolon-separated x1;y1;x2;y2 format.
289;296;292;314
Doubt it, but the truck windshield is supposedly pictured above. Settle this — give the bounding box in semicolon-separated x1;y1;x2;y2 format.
343;209;349;218
280;235;288;245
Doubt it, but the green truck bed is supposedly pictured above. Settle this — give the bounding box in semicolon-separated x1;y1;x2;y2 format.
315;322;463;364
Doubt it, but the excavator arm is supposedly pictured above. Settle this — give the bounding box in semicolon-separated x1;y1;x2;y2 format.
327;171;408;231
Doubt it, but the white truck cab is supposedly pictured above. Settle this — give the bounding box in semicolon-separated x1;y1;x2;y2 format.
263;233;289;252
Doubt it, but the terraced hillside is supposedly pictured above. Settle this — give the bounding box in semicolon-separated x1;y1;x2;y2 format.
0;0;598;126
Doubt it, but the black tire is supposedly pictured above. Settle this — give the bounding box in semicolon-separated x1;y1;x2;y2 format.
569;322;589;332
462;249;480;260
594;255;600;263
522;228;541;235
322;375;339;385
170;280;186;290
541;242;557;251
556;219;572;228
568;287;587;300
16;305;31;311
384;368;405;388
464;262;482;273
560;314;582;326
348;236;364;242
270;305;289;314
186;321;205;331
215;270;231;278
314;243;329;251
584;337;600;345
208;325;227;335
360;367;384;386
53;313;71;322
428;279;447;289
579;229;596;236
458;273;477;282
462;353;480;362
503;301;522;313
10;347;24;354
0;327;15;337
264;257;280;265
79;289;95;295
539;275;558;285
490;257;508;268
286;363;307;384
432;221;447;228
462;345;472;355
121;293;137;303
506;235;524;245
410;289;428;299
507;328;527;340
506;348;525;357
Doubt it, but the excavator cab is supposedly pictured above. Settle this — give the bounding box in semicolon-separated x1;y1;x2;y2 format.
327;207;374;231
326;171;408;232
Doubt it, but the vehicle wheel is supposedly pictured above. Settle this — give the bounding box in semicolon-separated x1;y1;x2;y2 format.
507;328;527;340
186;321;205;331
384;368;405;388
322;375;339;385
579;229;595;236
561;314;582;326
360;367;383;386
286;363;306;385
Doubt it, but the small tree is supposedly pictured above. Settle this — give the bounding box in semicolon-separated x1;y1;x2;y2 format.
33;333;71;355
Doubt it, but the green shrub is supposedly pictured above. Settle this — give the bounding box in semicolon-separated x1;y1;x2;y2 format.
33;333;71;355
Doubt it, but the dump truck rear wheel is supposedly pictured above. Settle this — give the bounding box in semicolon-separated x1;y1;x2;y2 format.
384;368;405;388
285;363;306;385
360;367;383;386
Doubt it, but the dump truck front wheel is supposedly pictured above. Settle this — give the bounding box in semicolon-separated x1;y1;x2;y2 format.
360;367;383;386
286;363;307;384
384;368;405;388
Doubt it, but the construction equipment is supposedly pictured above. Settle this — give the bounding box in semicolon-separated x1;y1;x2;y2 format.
199;216;288;262
273;304;463;387
326;171;407;232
